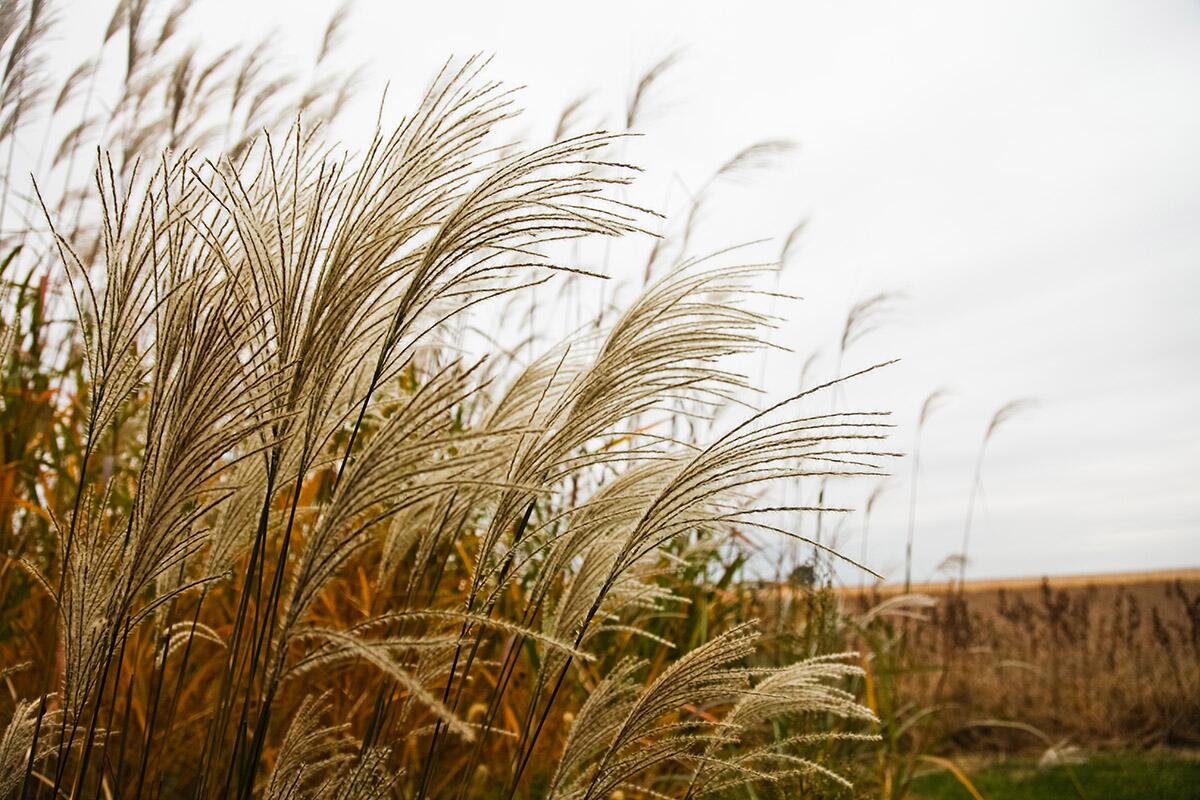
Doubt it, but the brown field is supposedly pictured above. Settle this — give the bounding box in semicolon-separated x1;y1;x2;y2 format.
852;567;1200;596
841;568;1200;750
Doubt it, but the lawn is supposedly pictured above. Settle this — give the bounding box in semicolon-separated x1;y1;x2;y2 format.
909;753;1200;800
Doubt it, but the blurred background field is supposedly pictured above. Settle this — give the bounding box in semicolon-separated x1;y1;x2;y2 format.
845;568;1200;750
749;567;1200;798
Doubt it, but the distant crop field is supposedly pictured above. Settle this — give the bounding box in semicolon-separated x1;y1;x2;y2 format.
862;567;1200;595
842;569;1200;750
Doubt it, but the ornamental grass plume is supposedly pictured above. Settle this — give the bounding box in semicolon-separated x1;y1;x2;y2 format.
0;3;896;797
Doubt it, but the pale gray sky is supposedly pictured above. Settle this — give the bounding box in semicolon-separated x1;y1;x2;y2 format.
59;0;1200;581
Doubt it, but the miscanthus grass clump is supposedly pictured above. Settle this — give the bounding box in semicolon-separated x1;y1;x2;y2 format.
0;5;895;798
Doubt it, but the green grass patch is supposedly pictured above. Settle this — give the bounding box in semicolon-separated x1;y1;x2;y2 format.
909;752;1200;800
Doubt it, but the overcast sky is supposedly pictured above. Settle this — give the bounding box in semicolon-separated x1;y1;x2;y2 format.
63;0;1200;581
